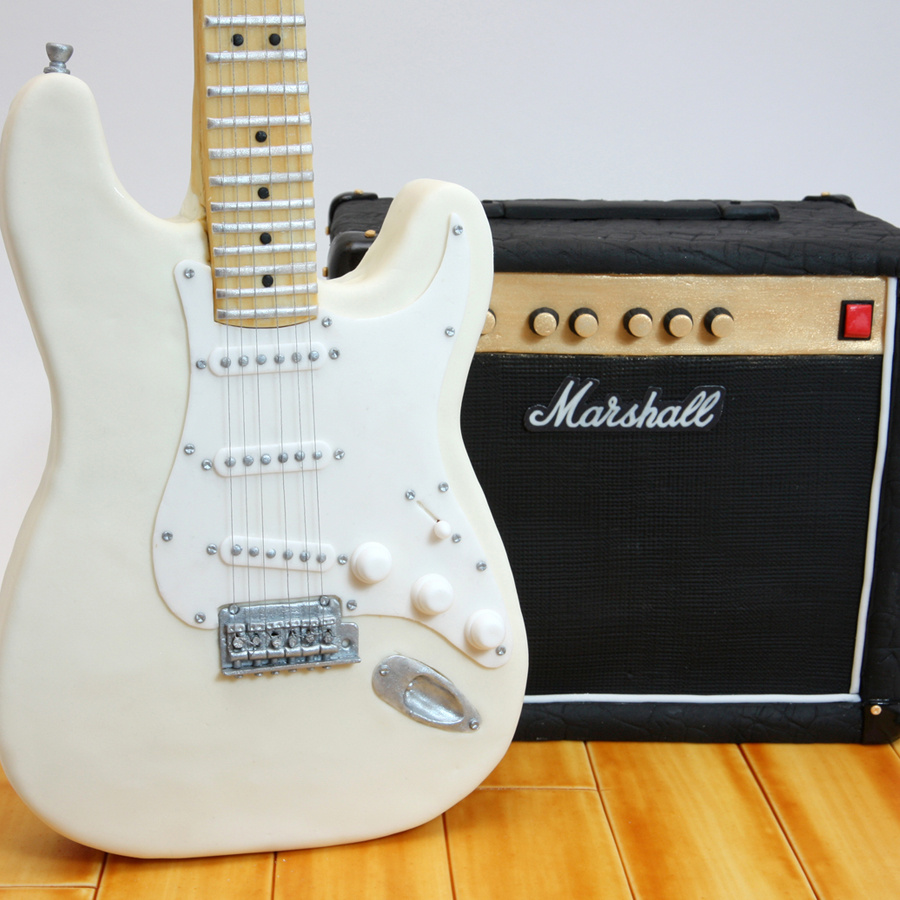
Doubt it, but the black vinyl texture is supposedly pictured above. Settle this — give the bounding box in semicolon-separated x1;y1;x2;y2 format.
461;354;882;697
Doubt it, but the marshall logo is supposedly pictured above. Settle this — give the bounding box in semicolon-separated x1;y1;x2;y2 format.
525;376;725;433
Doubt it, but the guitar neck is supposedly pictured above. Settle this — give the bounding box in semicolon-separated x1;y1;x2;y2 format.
192;0;317;328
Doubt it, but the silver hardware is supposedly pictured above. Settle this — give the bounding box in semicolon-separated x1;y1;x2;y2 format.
207;544;218;555
218;596;359;676
295;451;306;461
476;561;487;571
207;83;309;98
184;268;195;279
44;43;73;75
207;49;307;64
196;359;208;370
211;215;315;230
346;599;357;611
261;454;272;465
439;482;449;492
209;172;313;188
162;531;173;542
322;317;334;328
202;459;213;470
371;655;482;733
275;355;286;364
238;355;249;367
249;547;260;557
334;449;345;460
231;545;243;556
214;262;315;277
338;555;349;565
225;457;236;467
184;444;196;455
299;551;310;562
278;452;289;463
242;455;254;466
316;553;327;564
204;14;307;26
291;352;303;363
312;450;323;460
216;286;317;301
445;327;456;337
453;225;464;236
220;357;232;368
329;348;340;360
266;549;277;559
496;646;507;656
406;490;416;501
452;534;462;543
255;354;267;365
216;302;317;321
195;613;207;624
308;350;320;361
213;241;316;256
469;718;480;730
207;113;311;130
283;550;294;560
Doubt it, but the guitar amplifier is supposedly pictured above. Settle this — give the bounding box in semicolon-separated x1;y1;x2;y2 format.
327;192;900;743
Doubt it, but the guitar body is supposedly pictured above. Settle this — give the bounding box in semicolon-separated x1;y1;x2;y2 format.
0;72;526;857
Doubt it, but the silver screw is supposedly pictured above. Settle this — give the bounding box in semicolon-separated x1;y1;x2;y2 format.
338;555;349;565
329;348;340;360
238;355;249;367
275;354;285;364
313;450;323;460
379;666;390;677
295;450;306;462
476;560;487;571
405;490;416;501
278;452;289;463
249;547;260;557
185;268;195;279
316;553;326;564
322;317;333;327
468;718;480;730
346;599;357;611
453;225;464;236
196;359;207;370
243;455;254;466
206;544;218;555
292;351;302;363
300;551;310;562
232;545;243;556
445;327;456;337
220;357;232;368
283;550;294;560
261;454;272;465
452;534;462;543
184;444;196;455
195;612;206;623
334;449;345;460
439;482;449;493
496;646;507;656
225;457;236;468
229;604;240;615
309;350;320;361
202;458;213;471
162;531;173;542
266;549;277;559
256;354;267;365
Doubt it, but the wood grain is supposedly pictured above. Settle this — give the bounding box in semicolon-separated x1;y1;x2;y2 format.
96;853;272;900
589;742;815;900
744;742;900;900
0;891;96;900
479;740;595;788
446;789;631;900
275;816;451;900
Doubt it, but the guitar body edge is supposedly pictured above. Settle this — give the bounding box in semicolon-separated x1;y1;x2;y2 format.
0;73;527;857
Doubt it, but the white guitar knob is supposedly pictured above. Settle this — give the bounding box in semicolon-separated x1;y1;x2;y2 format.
350;542;392;584
411;574;454;615
465;610;506;651
433;520;452;540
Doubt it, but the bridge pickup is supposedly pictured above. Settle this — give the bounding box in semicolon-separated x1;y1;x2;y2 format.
219;597;359;676
220;538;336;572
213;441;332;476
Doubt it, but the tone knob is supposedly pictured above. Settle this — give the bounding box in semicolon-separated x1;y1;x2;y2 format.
568;308;599;338
350;542;392;584
465;610;506;651
664;308;694;338
529;307;559;337
704;307;735;338
481;309;497;336
411;574;454;616
624;308;653;337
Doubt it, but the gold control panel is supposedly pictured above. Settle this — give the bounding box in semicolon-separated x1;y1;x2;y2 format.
477;274;888;356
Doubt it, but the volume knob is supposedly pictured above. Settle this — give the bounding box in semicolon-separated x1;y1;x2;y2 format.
350;542;392;584
411;574;454;615
465;610;506;651
664;308;694;338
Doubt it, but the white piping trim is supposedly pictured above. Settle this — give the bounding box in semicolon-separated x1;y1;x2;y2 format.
524;692;860;705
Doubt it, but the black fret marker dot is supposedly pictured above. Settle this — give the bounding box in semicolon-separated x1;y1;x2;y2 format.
258;187;270;199
232;34;244;46
269;34;282;46
255;131;268;143
262;275;275;288
260;233;272;245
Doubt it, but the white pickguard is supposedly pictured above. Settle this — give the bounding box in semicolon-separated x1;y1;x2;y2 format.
153;219;511;668
0;72;527;857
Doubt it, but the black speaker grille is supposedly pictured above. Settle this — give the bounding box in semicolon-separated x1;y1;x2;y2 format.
462;354;883;697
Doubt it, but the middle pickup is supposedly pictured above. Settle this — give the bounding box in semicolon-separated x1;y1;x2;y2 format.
213;441;332;477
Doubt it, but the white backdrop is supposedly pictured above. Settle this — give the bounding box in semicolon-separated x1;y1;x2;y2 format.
1;0;899;575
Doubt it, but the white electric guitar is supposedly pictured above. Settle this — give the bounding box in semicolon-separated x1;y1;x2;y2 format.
0;0;526;857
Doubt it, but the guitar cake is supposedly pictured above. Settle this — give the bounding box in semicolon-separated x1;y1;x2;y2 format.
0;0;527;857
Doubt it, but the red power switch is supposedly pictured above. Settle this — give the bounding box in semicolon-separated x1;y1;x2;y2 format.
842;301;873;340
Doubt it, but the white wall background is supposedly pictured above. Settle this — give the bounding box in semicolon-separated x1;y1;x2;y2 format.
1;0;898;575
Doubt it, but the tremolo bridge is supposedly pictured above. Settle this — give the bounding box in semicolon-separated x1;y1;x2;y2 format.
218;596;359;676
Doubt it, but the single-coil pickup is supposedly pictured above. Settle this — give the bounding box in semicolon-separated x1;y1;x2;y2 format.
220;538;336;571
206;342;325;376
213;441;331;476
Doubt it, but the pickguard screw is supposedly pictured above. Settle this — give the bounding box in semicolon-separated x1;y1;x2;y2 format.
468;718;480;730
329;348;340;360
322;317;333;327
338;555;348;565
184;444;196;455
196;359;207;370
202;458;213;470
185;268;195;279
346;599;357;610
439;482;449;492
206;544;218;555
445;327;456;337
477;560;487;571
405;490;416;501
195;613;206;623
496;646;507;656
452;534;462;543
334;449;345;460
453;225;464;236
162;531;173;542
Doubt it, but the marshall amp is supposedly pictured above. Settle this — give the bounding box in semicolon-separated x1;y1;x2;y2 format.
328;192;900;743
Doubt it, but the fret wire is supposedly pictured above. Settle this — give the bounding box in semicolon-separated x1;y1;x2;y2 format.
215;262;317;277
207;83;309;97
207;114;311;129
207;49;307;63
208;143;313;159
209;171;314;186
213;242;317;256
209;198;315;212
211;218;316;233
204;15;306;27
216;284;318;299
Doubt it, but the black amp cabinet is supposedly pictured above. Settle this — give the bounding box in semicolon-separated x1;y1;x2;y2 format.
328;193;900;743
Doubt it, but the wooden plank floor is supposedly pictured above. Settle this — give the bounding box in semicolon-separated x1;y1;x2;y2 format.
1;740;899;899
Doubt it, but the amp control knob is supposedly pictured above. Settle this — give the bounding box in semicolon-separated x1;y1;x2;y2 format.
465;610;506;651
350;542;392;584
411;574;454;615
623;308;653;337
664;308;694;338
704;307;735;338
529;307;559;337
569;308;599;338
